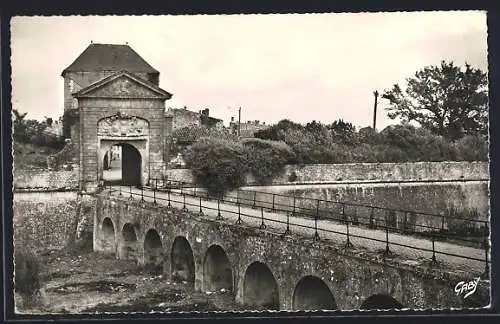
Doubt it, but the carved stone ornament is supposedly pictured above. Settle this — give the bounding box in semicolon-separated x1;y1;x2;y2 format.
98;113;149;137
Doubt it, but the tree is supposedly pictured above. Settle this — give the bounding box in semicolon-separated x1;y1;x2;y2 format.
254;119;303;141
328;119;356;136
328;119;357;144
383;61;488;140
12;109;28;141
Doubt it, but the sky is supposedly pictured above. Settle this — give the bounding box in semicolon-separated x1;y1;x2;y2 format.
10;12;488;129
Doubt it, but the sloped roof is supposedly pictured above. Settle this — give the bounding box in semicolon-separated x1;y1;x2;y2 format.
73;70;171;99
62;43;159;76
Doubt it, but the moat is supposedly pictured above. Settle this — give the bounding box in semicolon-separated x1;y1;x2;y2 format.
16;244;244;314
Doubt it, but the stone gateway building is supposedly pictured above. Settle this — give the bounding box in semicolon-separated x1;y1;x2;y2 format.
62;43;172;191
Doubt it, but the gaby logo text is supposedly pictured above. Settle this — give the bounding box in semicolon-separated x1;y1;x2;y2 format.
454;277;480;299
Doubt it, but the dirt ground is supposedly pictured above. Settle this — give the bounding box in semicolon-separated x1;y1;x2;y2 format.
15;242;241;314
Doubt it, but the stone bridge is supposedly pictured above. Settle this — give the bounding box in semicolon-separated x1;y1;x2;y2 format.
93;190;489;311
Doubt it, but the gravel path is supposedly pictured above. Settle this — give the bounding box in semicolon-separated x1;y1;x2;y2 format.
108;186;488;276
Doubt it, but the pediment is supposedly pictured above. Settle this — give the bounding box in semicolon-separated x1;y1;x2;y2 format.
73;71;171;99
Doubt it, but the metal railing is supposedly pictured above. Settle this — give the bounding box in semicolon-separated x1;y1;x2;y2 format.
145;178;489;247
102;182;491;276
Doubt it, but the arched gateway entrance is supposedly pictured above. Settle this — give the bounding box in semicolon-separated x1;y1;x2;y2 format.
98;113;150;187
101;142;143;186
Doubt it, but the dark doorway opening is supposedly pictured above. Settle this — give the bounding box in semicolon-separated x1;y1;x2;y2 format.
121;223;138;261
243;261;279;310
102;217;115;254
102;143;141;186
170;236;195;287
143;229;163;275
121;143;141;186
292;276;337;310
360;294;404;310
203;245;233;293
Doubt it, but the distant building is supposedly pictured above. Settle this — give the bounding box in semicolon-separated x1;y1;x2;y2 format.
200;108;224;129
229;118;270;138
167;107;201;131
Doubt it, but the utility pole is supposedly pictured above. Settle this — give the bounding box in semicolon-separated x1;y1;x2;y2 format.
373;90;379;130
238;107;241;137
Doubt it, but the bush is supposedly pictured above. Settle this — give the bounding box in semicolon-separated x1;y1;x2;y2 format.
242;138;296;185
184;138;249;194
454;134;489;161
14;247;42;302
187;119;488;181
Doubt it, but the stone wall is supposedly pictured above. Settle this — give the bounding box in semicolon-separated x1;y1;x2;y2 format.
163;161;489;185
13;168;79;190
47;142;79;171
232;181;489;235
13;192;96;251
279;161;488;184
164;168;193;184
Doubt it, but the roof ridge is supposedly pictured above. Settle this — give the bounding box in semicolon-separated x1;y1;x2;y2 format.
62;43;159;75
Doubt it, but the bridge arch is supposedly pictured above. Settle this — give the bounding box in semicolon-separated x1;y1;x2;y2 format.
292;275;337;310
120;223;138;261
203;245;233;293
170;236;195;287
243;261;280;310
360;294;404;310
101;217;116;254
143;229;163;274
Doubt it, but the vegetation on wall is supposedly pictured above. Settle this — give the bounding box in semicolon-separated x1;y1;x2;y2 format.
241;138;296;185
14;247;42;306
13;110;66;150
255;121;488;164
183;137;296;192
13;110;67;170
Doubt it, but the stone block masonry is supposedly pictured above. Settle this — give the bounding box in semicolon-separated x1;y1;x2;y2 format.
13;168;79;191
279;161;488;184
164;161;489;185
